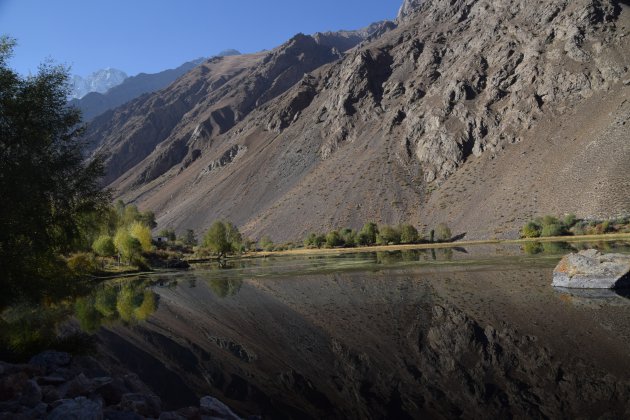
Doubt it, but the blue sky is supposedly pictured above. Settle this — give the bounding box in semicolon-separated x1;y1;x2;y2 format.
0;0;400;77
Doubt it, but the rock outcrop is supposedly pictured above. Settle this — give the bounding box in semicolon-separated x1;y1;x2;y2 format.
553;249;630;288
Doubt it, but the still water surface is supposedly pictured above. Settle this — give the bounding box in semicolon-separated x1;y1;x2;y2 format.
7;241;630;418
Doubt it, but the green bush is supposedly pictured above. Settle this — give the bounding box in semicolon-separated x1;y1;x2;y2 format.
67;252;98;275
521;221;542;238
563;214;577;228
540;223;564;237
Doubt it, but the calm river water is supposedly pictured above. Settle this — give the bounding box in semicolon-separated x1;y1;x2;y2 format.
5;241;630;418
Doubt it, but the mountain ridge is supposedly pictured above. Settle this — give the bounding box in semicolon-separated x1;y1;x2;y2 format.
84;0;630;241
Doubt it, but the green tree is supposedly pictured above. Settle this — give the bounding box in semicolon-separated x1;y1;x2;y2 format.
435;223;452;242
400;224;419;244
183;229;197;246
225;222;243;252
325;230;343;248
358;222;378;246
203;221;233;258
92;235;116;257
259;235;274;252
0;37;109;287
138;211;157;229
129;221;152;251
340;228;357;247
114;228;142;264
376;225;401;245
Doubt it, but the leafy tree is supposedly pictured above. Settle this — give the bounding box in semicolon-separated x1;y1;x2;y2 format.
340;228;357;247
138;211;157;229
304;233;326;248
114;228;142;263
203;221;236;258
435;223;452;242
183;229;197;246
376;225;401;245
400;224;419;244
92;235;116;257
0;37;109;287
225;221;243;252
129;221;152;251
325;230;343;248
359;222;378;246
259;235;274;252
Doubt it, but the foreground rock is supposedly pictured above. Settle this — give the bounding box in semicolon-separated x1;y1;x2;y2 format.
552;249;630;289
0;351;242;419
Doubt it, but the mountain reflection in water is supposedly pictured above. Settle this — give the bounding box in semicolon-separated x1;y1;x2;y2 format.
95;248;630;419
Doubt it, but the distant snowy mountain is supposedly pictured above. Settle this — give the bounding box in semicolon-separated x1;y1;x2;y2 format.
70;68;127;99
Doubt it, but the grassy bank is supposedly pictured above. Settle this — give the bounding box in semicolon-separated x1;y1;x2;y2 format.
235;232;630;259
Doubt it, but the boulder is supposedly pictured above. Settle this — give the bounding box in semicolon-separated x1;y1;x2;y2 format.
28;351;71;374
199;396;240;420
552;249;630;289
47;397;103;420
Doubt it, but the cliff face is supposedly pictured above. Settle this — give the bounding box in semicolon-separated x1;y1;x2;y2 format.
85;0;630;240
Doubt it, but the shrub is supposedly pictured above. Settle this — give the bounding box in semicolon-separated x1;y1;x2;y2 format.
67;252;98;275
540;223;564;237
521;221;542;238
563;214;577;228
304;233;317;248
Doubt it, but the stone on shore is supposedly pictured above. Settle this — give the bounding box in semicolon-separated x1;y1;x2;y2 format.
552;249;630;289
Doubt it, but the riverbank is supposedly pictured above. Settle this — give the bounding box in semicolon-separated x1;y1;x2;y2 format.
234;232;630;259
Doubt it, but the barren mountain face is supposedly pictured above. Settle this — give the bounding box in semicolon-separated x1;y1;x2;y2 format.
85;0;630;241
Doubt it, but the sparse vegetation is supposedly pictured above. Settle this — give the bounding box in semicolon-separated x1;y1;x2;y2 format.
520;214;630;239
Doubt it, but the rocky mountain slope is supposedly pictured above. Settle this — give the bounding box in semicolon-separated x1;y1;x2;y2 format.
84;0;630;241
70;68;127;99
70;58;207;121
